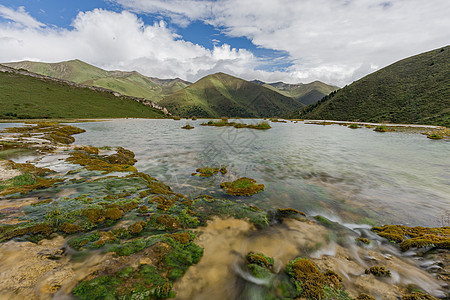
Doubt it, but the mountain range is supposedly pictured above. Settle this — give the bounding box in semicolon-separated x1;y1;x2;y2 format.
252;80;338;105
0;65;167;119
3;60;190;103
160;72;306;118
286;45;450;127
4;60;337;118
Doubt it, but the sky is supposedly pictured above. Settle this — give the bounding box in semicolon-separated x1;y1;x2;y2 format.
0;1;449;86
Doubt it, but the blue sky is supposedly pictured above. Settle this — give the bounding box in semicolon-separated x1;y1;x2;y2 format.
0;0;449;85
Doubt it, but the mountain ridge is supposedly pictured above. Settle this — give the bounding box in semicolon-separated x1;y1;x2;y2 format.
252;80;338;105
0;64;168;119
3;60;190;103
160;72;305;118
285;46;450;127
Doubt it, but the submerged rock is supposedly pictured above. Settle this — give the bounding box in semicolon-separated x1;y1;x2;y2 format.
220;177;264;196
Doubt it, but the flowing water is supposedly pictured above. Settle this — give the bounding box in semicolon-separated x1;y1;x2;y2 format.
1;119;449;299
72;119;450;227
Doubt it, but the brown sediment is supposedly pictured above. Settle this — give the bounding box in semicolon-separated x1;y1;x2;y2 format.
0;160;22;181
175;218;447;300
0;236;75;300
174;218;329;299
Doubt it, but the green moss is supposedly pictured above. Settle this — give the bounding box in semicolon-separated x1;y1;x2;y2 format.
400;235;449;251
287;258;322;282
323;270;342;289
72;275;120;300
138;205;148;213
66;148;137;174
285;258;348;299
112;238;147;256
68;231;101;250
372;224;450;250
276;208;306;219
166;232;191;244
192;167;219;177
151;195;175;211
0;223;53;241
220;177;264;196
164;237;203;280
365;266;391;277
348;124;359;129
219;165;227;174
401;292;438;300
60;223;83;234
314;215;335;226
246;252;274;268
356;294;376;300
104;208;124;220
155;214;181;230
247;121;272;130
128;221;146;235
247;264;272;279
356;237;370;245
374;125;392;132
181;124;194;129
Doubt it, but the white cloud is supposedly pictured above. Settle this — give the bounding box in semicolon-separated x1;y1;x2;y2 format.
113;0;450;85
1;1;449;86
0;8;258;82
0;5;45;28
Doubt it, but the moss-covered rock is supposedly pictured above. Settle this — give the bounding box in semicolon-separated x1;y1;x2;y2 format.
356;237;370;245
220;177;264;196
246;252;274;268
365;266;391;277
372;224;450;251
401;292;438;300
356;293;376;300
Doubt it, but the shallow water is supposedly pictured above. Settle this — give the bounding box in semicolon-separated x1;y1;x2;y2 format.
72;119;450;227
1;119;449;299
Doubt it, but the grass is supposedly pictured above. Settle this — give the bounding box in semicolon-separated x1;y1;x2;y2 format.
0;70;168;119
160;72;304;118
4;59;189;103
259;81;338;105
290;46;450;127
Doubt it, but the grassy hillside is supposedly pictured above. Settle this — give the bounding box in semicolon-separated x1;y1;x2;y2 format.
0;69;168;119
255;81;338;105
287;46;450;127
3;60;190;103
159;73;304;118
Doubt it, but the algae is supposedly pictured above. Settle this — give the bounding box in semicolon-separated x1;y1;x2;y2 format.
364;266;391;277
220;177;264;196
372;224;449;251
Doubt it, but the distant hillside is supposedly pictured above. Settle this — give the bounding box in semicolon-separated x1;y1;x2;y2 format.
252;80;338;105
160;72;304;118
0;65;168;119
286;46;450;127
3;60;190;103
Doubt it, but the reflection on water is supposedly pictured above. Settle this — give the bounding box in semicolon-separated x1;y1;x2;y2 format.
72;119;450;227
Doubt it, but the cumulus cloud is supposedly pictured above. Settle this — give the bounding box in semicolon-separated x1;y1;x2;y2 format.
0;8;259;82
1;1;449;85
113;0;450;85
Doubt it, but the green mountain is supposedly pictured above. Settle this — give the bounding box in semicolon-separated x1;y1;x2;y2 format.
286;46;450;127
0;65;167;119
252;80;338;105
3;60;190;103
159;72;304;118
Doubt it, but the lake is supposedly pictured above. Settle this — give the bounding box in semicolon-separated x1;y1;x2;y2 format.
70;119;450;227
